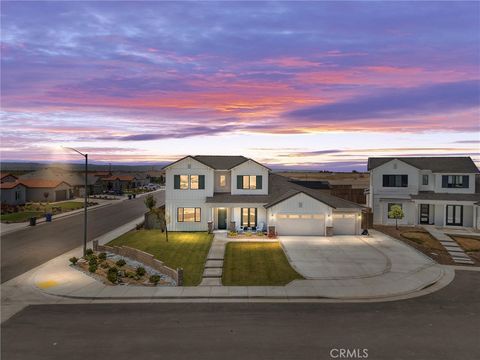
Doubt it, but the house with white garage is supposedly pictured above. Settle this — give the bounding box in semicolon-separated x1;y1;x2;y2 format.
20;179;73;202
164;155;363;236
367;157;480;228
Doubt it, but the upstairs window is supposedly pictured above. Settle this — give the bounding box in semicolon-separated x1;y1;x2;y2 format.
180;175;189;190
383;175;408;187
174;175;205;190
422;175;429;186
219;175;226;187
442;175;469;188
237;175;262;190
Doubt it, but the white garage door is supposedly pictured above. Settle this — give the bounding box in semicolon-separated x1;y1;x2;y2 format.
333;213;357;235
275;214;325;236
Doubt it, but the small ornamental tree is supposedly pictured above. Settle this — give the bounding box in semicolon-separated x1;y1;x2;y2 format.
144;194;157;212
388;205;404;230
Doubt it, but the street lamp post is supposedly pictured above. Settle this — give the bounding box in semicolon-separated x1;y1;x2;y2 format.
64;147;88;256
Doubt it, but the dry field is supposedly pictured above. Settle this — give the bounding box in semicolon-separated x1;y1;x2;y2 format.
276;171;369;189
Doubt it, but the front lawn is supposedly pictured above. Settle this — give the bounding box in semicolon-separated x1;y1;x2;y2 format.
222;242;303;286
107;230;213;286
451;236;480;265
0;211;44;223
1;201;95;223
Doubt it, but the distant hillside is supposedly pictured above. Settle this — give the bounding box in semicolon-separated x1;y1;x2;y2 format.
0;162;169;173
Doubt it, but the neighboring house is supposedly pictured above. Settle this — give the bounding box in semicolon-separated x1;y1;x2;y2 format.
367;157;480;228
20;168;102;196
164;155;363;235
0;182;26;205
19;180;73;202
0;173;19;184
101;175;135;193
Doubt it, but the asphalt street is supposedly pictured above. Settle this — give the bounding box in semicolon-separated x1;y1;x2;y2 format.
1;271;479;360
0;191;165;283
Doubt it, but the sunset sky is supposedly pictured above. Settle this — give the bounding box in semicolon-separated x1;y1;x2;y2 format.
1;1;479;171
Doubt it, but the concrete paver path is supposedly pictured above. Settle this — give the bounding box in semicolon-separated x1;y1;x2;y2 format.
424;226;474;265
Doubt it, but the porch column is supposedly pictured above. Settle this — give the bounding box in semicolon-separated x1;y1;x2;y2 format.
413;203;418;226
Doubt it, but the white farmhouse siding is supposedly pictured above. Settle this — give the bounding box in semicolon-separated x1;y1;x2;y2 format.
268;193;332;236
230;160;269;195
368;157;480;228
0;184;26;205
165;156;214;231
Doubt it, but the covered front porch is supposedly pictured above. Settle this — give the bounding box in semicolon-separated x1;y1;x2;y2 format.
207;204;267;232
413;200;475;228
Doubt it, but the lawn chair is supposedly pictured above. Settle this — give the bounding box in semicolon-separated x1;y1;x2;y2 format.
256;222;265;233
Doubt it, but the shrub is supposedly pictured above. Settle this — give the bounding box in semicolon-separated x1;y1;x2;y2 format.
100;262;110;269
228;231;238;237
69;257;78;265
88;264;97;273
88;257;98;266
107;271;118;283
149;275;161;285
109;266;118;273
98;252;107;260
85;248;94;256
126;271;135;278
116;259;126;267
136;266;146;276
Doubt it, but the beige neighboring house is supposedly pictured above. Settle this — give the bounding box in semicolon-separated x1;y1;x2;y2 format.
0;173;19;184
19;179;73;202
1;182;27;205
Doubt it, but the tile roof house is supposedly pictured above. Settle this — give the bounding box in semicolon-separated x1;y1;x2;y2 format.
367;156;480;229
0;173;18;183
0;181;26;205
164;155;363;235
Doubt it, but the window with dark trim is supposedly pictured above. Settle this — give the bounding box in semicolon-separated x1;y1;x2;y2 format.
442;175;469;188
174;175;205;190
241;208;257;227
387;203;402;219
422;175;429;186
382;175;408;187
177;207;201;222
237;175;262;190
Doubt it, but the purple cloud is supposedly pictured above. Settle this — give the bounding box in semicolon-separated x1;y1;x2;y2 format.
286;80;480;122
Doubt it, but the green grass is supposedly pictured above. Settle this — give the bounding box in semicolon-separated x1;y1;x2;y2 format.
0;211;44;223
222;242;303;286
107;230;213;286
1;201;88;223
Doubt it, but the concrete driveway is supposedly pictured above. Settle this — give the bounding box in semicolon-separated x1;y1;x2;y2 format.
280;232;433;280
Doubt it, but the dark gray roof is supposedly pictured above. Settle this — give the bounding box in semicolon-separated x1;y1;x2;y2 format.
194;155;249;170
266;174;363;209
411;192;480;202
163;155;270;170
368;157;479;173
207;173;362;209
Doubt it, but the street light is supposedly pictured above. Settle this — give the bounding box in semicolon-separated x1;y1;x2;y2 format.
63;146;88;256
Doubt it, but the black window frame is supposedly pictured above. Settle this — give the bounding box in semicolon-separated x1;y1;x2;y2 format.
382;175;408;187
442;175;469;188
174;175;205;190
241;208;257;227
177;207;201;222
237;175;263;190
422;175;429;186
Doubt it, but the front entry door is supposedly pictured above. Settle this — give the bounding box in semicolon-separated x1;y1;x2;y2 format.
218;208;227;230
446;205;463;226
419;204;430;224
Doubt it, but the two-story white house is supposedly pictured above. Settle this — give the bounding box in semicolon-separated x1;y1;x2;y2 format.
367;157;480;228
164;155;364;235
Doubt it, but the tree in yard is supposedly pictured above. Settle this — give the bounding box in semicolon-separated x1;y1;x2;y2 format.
388;205;404;230
144;194;157;211
154;208;169;242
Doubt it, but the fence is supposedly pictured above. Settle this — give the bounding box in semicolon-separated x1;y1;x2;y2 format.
93;240;183;286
